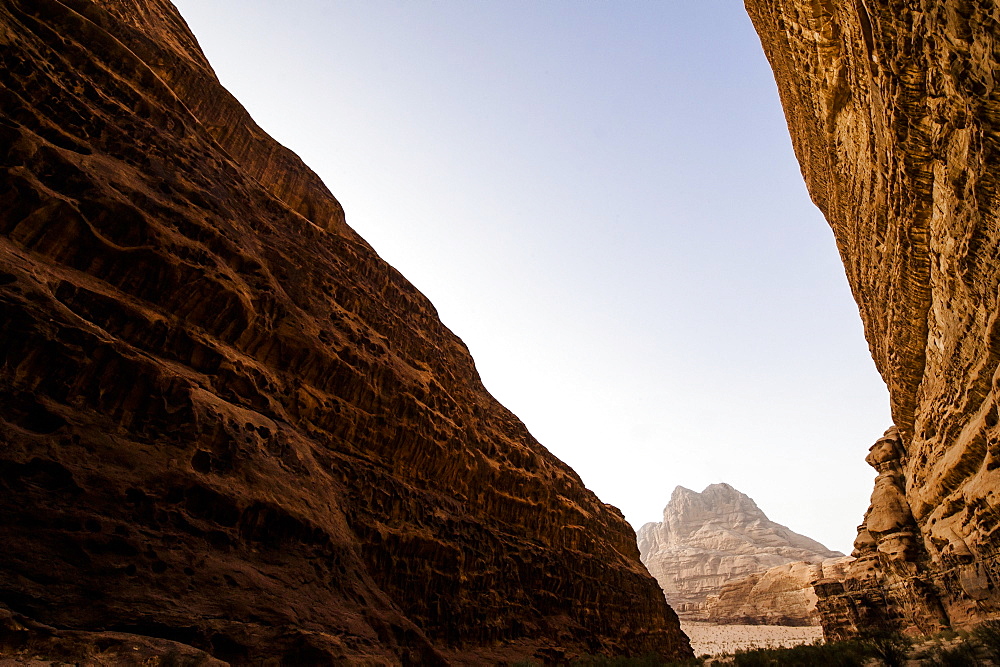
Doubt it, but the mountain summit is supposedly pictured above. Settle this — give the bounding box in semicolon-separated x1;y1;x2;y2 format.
637;484;842;616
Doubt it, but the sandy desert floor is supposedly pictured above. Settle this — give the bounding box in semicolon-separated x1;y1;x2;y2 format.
680;621;824;656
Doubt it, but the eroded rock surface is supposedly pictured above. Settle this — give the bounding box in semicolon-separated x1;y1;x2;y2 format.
0;0;692;662
746;0;1000;638
637;484;842;619
704;556;854;626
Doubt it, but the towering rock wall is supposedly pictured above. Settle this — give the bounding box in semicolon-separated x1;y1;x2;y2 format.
0;0;692;663
745;0;1000;637
637;484;842;618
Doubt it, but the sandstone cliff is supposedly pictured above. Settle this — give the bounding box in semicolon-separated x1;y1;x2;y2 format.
0;0;692;662
746;0;1000;638
704;556;854;626
637;484;842;618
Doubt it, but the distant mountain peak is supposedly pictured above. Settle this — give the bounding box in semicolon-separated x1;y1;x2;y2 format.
638;483;842;617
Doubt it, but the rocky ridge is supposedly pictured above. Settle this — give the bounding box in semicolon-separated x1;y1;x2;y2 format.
637;483;842;621
0;0;691;663
746;0;1000;638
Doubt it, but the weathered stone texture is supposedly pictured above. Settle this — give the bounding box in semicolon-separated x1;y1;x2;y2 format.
637;484;841;619
746;0;1000;637
704;556;854;626
0;0;692;663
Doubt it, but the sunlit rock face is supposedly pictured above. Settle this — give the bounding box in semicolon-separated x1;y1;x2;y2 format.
704;556;854;626
637;484;842;619
0;0;693;663
746;0;1000;638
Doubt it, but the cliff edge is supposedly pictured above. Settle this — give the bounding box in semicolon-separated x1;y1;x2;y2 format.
746;0;1000;637
0;0;691;662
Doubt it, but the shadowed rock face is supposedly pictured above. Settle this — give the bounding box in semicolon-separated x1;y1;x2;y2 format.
637;484;841;619
0;0;692;663
746;0;1000;638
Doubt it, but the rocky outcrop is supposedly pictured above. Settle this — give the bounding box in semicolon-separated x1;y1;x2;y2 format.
637;484;842;618
0;0;692;663
746;0;1000;639
704;556;854;626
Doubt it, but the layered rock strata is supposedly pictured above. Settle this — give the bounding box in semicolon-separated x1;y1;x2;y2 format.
704;556;854;626
0;0;692;662
746;0;1000;638
637;484;842;618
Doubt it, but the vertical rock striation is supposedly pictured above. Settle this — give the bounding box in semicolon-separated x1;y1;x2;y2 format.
746;0;1000;637
637;484;842;619
0;0;692;662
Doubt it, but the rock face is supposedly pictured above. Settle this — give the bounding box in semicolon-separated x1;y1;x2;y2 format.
637;484;842;619
746;0;1000;638
704;556;854;626
0;0;692;663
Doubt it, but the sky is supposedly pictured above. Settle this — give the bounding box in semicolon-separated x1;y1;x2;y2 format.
171;0;893;555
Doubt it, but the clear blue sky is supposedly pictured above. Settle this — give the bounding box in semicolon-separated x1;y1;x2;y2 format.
172;0;892;554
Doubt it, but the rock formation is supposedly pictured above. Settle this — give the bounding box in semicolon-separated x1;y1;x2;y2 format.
637;484;842;619
704;556;854;626
746;0;1000;638
0;0;692;663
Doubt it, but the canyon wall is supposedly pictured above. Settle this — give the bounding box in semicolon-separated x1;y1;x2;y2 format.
703;556;854;626
0;0;692;662
637;483;842;619
746;0;1000;637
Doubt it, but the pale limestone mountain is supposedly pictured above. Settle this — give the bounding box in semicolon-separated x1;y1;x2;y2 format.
637;483;843;618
